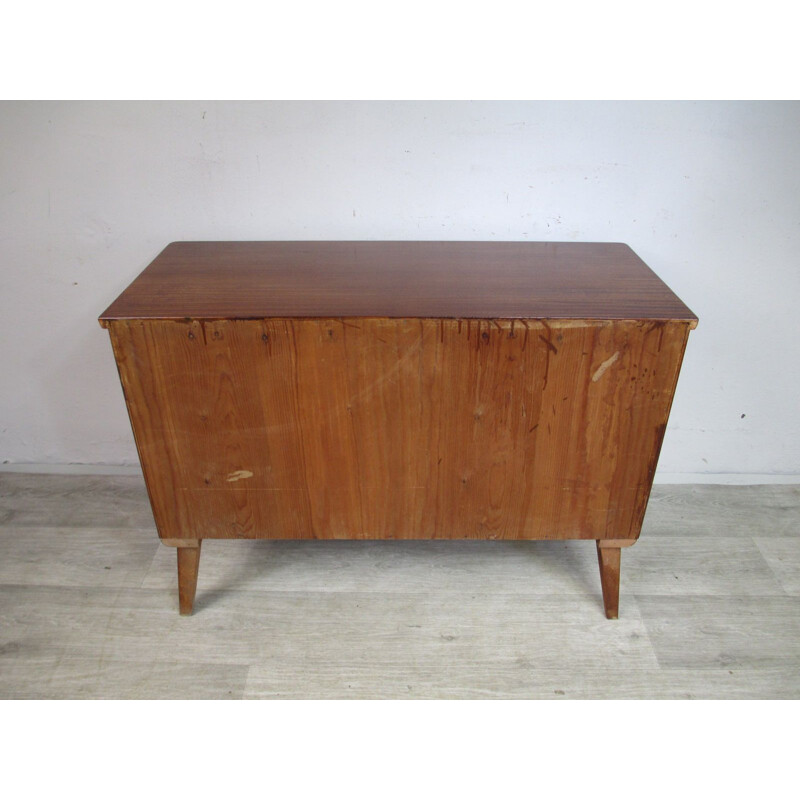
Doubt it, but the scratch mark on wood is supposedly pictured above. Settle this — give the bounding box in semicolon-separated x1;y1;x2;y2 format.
592;351;620;382
226;470;254;482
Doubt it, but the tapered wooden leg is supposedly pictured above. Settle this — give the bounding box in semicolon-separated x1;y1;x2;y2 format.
596;541;621;619
177;541;202;615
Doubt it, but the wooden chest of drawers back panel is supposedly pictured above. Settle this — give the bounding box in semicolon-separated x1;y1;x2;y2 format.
108;315;690;543
100;241;696;616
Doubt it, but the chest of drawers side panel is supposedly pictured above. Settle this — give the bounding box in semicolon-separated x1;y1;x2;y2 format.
105;317;690;541
603;320;691;541
107;321;193;539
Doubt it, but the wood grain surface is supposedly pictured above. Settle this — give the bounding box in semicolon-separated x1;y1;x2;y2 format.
177;542;201;615
107;316;691;543
99;241;698;323
597;543;622;619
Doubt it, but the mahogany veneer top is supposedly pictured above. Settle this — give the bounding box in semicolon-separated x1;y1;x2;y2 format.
99;241;697;323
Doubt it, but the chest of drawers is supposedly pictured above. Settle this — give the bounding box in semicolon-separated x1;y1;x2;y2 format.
99;241;696;616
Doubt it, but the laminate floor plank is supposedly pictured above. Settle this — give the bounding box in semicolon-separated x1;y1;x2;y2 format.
142;539;603;598
623;537;785;596
0;583;658;678
644;485;800;538
636;595;800;669
43;658;246;699
141;535;785;603
0;525;158;588
0;654;247;699
753;538;800;596
244;665;800;700
0;654;63;699
0;473;155;529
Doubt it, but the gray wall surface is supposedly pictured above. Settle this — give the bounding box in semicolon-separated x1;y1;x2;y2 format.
1;101;798;478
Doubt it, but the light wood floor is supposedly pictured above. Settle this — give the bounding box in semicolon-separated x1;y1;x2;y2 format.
1;473;798;699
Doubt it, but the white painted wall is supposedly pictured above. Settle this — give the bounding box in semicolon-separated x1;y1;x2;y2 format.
1;101;798;478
